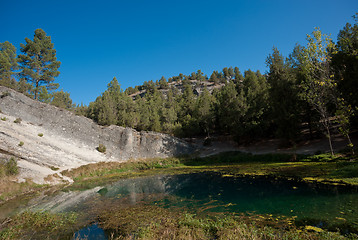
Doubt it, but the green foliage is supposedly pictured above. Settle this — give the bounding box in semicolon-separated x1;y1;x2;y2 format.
82;15;358;145
13;118;22;123
266;48;301;142
18;141;24;147
0;211;77;240
0;157;19;176
297;28;338;155
18;29;61;99
158;76;168;89
97;144;106;153
1;117;7;121
0;41;18;88
333;14;358;121
51;89;73;109
38;133;43;137
97;204;346;240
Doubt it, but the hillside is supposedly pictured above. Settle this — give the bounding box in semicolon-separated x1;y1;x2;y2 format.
128;80;226;100
0;86;194;184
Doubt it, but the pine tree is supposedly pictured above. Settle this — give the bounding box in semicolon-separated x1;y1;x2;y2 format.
0;41;18;88
194;87;215;136
18;29;61;99
209;71;219;85
159;76;168;89
51;89;73;109
266;48;301;143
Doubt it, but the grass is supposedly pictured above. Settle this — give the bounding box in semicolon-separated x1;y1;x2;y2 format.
0;211;78;240
62;151;358;189
2;151;358;239
1;204;352;240
0;158;48;203
97;203;352;240
0;158;18;177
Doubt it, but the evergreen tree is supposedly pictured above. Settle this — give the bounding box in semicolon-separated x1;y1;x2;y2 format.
234;67;244;83
215;81;246;134
266;48;301;143
51;89;73;109
0;41;18;88
209;71;219;84
240;70;269;137
18;29;61;99
332;14;358;126
161;88;178;133
38;86;52;103
194;87;215;136
159;76;168;89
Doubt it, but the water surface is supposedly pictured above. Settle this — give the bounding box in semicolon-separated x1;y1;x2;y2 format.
2;172;358;238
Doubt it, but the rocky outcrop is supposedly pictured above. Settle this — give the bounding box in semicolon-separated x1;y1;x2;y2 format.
0;86;194;183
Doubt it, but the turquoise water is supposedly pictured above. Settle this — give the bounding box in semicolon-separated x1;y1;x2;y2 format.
2;172;357;239
72;172;358;238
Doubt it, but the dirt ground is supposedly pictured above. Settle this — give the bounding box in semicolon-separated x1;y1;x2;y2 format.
198;132;358;157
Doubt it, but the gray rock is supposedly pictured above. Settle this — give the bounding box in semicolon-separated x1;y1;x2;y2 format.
0;86;194;162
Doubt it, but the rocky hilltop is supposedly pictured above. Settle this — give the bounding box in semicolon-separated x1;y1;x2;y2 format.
0;86;194;183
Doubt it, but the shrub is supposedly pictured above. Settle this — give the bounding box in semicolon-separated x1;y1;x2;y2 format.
6;157;18;175
19;141;24;147
1;117;7;121
97;144;106;153
14;118;22;123
38;133;43;137
0;91;10;98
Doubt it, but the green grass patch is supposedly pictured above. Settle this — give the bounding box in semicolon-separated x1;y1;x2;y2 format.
97;203;351;240
0;211;78;240
62;151;358;189
0;158;18;177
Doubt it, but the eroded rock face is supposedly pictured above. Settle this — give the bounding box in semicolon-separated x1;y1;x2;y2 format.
0;86;194;183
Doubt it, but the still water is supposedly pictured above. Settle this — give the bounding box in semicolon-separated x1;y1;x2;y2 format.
2;172;358;239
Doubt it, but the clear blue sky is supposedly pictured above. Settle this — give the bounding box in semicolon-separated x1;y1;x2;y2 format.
1;0;357;105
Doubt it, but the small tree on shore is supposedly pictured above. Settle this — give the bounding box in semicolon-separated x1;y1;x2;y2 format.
299;29;337;155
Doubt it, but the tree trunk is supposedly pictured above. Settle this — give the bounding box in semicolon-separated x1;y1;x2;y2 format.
34;81;39;100
346;133;355;156
325;123;334;156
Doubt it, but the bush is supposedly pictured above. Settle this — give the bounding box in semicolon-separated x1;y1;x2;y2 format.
0;91;10;98
18;141;24;147
97;144;106;153
1;117;7;121
38;133;43;137
6;157;18;175
14;118;22;124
